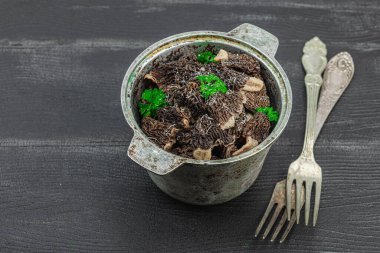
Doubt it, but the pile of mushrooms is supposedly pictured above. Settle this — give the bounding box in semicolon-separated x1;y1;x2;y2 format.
140;47;274;160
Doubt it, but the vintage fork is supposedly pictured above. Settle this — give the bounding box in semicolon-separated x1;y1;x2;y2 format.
255;180;304;242
255;51;354;242
286;37;327;226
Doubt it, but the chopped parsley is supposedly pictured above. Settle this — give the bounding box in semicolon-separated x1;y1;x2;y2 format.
138;88;168;118
197;51;216;64
256;106;279;122
196;74;227;100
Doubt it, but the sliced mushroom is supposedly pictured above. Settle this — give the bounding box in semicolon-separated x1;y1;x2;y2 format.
193;148;212;160
242;90;270;112
141;117;178;151
242;77;265;92
157;106;191;129
232;136;259;156
207;91;244;130
214;49;229;61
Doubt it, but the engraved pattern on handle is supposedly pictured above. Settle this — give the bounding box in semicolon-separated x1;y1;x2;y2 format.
300;37;327;160
315;52;354;137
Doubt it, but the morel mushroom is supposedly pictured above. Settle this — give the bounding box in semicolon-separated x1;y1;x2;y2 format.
157;106;191;128
242;90;271;112
171;145;194;158
207;91;244;130
165;82;207;118
211;65;264;92
242;112;271;143
141;117;178;151
232;112;271;156
177;115;235;160
231;111;253;138
214;49;261;77
144;67;174;88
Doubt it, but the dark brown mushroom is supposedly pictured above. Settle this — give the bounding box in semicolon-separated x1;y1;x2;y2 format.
141;117;178;151
214;49;261;77
242;90;271;112
230;111;253;138
165;82;207;118
157;106;191;128
177;115;235;160
219;143;238;158
171;145;194;158
242;112;271;143
144;67;175;88
206;91;244;130
208;64;264;92
231;111;270;156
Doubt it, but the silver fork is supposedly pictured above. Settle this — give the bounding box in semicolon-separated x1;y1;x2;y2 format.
286;37;327;226
255;51;354;242
255;180;304;242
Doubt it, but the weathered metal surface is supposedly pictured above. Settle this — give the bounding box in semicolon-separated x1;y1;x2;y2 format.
316;52;355;138
287;37;326;224
227;23;279;58
121;23;292;205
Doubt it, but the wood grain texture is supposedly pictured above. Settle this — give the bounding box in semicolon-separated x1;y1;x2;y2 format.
0;0;379;252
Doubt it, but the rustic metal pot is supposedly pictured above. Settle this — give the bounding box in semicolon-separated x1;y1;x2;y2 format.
121;23;292;205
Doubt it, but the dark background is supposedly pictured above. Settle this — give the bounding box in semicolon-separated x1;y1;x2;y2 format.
1;0;379;252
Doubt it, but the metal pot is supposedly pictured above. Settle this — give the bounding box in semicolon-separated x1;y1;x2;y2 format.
121;23;292;205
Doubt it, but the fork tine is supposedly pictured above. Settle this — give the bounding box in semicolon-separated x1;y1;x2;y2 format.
286;177;293;221
313;180;322;226
295;180;303;224
304;181;312;225
263;206;282;239
255;200;274;237
270;209;287;242
280;211;297;243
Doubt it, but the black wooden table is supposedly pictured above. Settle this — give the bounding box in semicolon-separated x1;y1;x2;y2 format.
1;1;379;252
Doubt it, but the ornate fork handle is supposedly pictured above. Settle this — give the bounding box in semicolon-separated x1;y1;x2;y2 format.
301;74;323;160
300;37;327;160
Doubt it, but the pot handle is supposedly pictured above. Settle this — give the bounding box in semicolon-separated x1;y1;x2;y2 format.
128;131;185;175
227;23;279;58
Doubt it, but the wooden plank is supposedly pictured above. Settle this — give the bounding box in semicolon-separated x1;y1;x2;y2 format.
0;0;379;252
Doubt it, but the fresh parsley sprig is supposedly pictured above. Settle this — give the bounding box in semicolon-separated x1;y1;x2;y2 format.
196;74;227;100
138;88;168;118
197;51;216;64
256;106;279;122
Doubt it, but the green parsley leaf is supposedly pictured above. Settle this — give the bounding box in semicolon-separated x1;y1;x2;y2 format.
138;88;168;118
256;106;279;122
197;51;217;64
196;74;227;100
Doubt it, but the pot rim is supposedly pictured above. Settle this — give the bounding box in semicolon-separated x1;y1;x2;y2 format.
121;30;292;165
